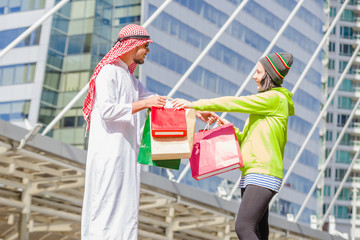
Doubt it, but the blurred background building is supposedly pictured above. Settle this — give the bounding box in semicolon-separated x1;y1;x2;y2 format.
1;0;358;238
323;0;360;236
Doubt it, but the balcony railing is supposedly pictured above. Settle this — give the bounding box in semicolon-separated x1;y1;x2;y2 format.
347;0;360;6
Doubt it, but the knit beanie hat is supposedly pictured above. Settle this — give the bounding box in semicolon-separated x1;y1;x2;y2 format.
259;52;293;85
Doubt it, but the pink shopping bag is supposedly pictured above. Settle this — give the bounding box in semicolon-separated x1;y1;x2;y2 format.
189;123;243;180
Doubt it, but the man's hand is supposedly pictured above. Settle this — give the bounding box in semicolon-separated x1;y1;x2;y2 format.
132;95;166;114
172;98;193;109
146;95;167;108
196;111;218;124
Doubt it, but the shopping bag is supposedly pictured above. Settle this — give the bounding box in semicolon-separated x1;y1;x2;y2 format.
189;123;243;180
151;107;187;137
151;109;196;160
137;111;181;170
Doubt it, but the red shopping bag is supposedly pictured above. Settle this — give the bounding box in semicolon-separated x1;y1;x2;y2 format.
189;123;243;180
151;107;187;137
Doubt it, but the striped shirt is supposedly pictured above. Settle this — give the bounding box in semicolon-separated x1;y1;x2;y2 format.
239;173;282;192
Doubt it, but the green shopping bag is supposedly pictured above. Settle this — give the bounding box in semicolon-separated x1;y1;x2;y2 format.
138;110;181;170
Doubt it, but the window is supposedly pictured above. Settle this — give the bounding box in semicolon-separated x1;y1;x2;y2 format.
336;150;351;164
326;112;333;123
334;205;350;219
63;116;75;127
331;27;336;35
278;198;316;223
328;59;335;70
324;185;331;196
288;116;315;140
337;114;349;127
291;88;321;112
340;26;353;39
291;58;322;86
47;50;64;69
284;27;318;54
325;148;331;159
323;203;329;214
329;42;335;52
327;94;334;105
149;43;242;96
52;14;69;32
0;100;30;121
49;29;66;53
0;63;35;85
0;0;45;14
340;133;351;146
284;173;317;196
328;77;334;87
67;34;92;55
336;188;351;200
41;88;58;106
174;0;319;55
339;61;349;73
338;96;353;109
61;116;85;128
335;169;347;181
325;168;331;178
340;79;353;92
326;130;333;141
229;21;269;51
341;10;354;22
285;142;318;169
0;27;41;49
146;77;196;101
330;7;337;17
353;117;360;127
339;44;353;56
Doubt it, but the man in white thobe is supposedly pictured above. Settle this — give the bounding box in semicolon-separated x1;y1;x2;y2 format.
81;24;166;239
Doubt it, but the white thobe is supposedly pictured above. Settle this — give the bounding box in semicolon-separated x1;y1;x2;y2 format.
81;59;153;240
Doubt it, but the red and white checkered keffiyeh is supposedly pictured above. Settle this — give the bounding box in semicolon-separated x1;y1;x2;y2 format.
83;24;152;131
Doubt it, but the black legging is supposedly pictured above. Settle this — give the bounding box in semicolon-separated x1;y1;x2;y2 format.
235;184;276;240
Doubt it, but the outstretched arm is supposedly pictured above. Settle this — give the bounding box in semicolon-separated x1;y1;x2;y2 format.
132;95;167;114
172;99;218;124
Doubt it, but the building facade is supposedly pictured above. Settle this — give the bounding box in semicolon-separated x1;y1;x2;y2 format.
0;0;142;148
0;0;326;229
324;0;360;237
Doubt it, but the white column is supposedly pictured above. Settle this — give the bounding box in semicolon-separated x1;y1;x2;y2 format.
19;179;31;240
352;186;357;240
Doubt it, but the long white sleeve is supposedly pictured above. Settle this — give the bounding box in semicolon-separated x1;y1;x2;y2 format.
95;65;132;122
137;78;155;100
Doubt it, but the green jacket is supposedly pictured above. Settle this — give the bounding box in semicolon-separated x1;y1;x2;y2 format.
192;88;295;179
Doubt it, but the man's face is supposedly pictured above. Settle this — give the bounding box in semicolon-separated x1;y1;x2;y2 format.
134;43;150;64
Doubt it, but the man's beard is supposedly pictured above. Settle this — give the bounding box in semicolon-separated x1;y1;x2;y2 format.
134;58;145;64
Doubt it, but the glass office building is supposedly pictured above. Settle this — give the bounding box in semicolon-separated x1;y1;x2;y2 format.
38;0;142;148
0;0;141;148
0;0;325;225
